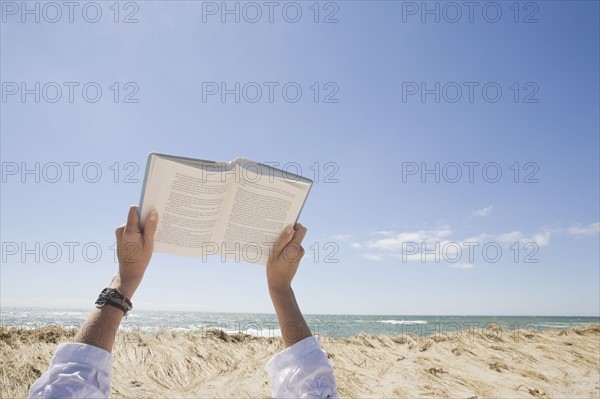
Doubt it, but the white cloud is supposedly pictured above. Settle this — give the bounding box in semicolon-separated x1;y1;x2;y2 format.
356;225;555;264
473;205;493;217
362;253;383;261
567;222;600;236
464;234;489;242
389;253;422;262
351;221;595;264
496;230;551;247
331;234;352;240
528;231;551;247
367;228;452;251
371;230;397;236
496;231;524;243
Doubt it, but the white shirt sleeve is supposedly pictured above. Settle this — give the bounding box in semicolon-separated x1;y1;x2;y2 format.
265;336;338;399
28;342;113;399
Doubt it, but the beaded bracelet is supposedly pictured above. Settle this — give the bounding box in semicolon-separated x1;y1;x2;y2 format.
95;287;133;315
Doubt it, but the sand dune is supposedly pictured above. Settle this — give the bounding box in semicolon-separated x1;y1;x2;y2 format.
1;324;599;398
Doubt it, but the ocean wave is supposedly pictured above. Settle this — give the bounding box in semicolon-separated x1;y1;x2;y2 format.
376;320;427;325
537;322;598;329
222;328;282;338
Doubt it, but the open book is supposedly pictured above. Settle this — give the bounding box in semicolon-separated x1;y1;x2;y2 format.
138;153;313;265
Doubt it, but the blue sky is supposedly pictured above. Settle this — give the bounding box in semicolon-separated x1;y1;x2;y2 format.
1;1;599;316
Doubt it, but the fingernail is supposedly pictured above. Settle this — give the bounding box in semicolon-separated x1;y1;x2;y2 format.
150;211;158;221
286;225;294;234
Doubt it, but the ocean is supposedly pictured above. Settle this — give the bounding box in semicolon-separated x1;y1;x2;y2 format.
1;307;598;339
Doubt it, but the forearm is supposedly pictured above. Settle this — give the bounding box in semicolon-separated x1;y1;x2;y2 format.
266;286;339;398
30;206;156;398
74;274;139;353
269;287;312;348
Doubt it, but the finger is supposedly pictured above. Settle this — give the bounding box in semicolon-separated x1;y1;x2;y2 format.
142;210;159;243
124;205;140;234
272;224;295;256
282;243;305;263
115;225;125;243
115;224;125;258
290;223;308;247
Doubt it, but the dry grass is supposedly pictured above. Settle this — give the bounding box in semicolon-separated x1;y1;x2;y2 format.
1;324;599;398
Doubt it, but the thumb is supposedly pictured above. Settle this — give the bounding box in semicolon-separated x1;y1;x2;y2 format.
142;210;159;243
125;205;141;234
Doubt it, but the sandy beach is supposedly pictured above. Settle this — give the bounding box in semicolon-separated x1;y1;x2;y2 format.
1;324;599;398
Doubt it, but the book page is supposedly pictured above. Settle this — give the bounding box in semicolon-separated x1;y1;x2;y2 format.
215;164;311;265
140;156;234;257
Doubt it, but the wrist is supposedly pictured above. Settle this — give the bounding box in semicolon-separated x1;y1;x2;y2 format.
110;274;141;299
268;285;293;298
